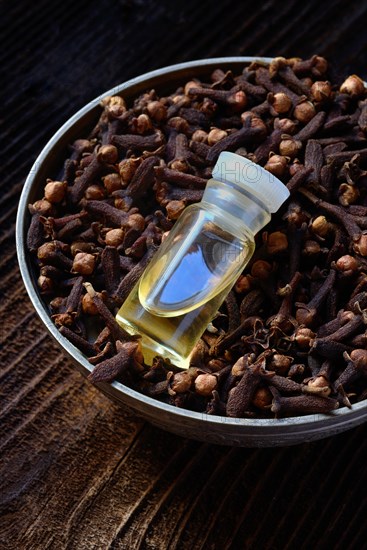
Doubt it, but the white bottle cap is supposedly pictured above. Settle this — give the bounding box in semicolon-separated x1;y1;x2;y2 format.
211;151;290;213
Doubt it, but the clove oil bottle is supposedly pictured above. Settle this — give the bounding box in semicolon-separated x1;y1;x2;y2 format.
116;152;289;368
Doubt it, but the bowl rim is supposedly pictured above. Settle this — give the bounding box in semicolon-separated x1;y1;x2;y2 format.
16;56;367;433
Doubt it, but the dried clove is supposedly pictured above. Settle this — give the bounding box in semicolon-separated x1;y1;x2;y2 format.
113;245;157;304
88;341;142;383
84;282;139;343
271;389;338;416
59;325;96;357
84;200;129;227
206;123;264;163
101;246;121;295
27;212;44;252
226;354;267;417
112;130;165;152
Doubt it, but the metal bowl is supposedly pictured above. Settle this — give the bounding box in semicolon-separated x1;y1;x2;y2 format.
16;57;367;447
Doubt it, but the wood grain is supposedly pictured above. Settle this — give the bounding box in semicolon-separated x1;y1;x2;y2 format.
2;0;367;548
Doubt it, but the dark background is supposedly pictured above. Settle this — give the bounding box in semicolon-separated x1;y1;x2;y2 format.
2;1;367;548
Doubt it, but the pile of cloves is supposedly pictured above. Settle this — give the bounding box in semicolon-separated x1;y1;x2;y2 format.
27;55;367;419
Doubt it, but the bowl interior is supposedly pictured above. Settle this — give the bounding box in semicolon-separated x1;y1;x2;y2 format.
16;57;367;446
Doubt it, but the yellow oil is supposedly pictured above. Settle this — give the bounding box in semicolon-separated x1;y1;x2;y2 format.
116;280;235;368
116;233;254;368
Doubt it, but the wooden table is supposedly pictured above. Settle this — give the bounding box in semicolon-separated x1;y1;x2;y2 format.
2;1;367;547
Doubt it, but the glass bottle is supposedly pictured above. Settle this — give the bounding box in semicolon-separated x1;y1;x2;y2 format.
116;152;289;368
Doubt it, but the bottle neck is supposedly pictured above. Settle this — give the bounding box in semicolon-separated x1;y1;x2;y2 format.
202;178;271;236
